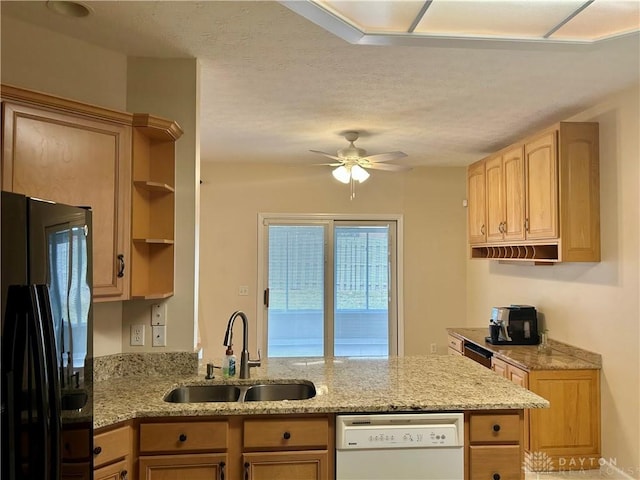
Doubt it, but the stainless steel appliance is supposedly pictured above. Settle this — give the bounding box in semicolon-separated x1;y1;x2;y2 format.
336;413;464;479
1;191;93;480
487;305;539;345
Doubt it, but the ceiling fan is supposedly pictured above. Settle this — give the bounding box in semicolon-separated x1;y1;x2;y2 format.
310;131;409;199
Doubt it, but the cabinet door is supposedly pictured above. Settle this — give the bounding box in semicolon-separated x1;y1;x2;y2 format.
525;131;558;240
491;356;508;378
1;102;132;301
469;445;521;480
502;146;525;241
94;459;129;480
243;451;328;480
507;364;529;388
467;160;486;244
485;155;504;242
139;453;227;480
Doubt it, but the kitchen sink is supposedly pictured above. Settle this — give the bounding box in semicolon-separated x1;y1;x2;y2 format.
163;381;316;403
164;385;242;403
243;382;316;402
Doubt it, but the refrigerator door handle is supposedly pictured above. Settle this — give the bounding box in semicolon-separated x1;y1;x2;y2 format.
35;285;62;480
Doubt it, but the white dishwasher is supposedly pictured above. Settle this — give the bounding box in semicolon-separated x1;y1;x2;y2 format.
336;413;464;480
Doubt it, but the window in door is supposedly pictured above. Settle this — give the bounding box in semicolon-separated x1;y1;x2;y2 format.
261;217;399;358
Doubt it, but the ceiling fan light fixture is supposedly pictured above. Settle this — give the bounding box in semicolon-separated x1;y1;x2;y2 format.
351;164;370;183
332;165;351;184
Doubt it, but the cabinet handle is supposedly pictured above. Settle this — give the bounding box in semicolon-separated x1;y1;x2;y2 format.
283;431;291;440
93;446;102;456
481;224;485;235
219;461;226;480
524;218;529;232
117;254;125;278
120;470;128;480
493;474;501;480
492;424;501;432
179;433;187;442
244;461;250;480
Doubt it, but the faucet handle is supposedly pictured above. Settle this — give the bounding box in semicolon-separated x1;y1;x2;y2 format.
248;349;261;368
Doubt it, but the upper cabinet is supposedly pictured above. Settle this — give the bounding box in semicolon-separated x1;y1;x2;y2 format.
467;122;599;263
467;160;487;244
0;84;182;301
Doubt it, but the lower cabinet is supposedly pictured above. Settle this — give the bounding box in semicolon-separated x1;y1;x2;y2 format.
243;417;330;480
137;415;331;480
139;453;227;480
491;355;601;470
93;425;132;480
467;411;524;480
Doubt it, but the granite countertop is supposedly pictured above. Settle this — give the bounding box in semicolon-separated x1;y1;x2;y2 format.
94;354;548;429
447;327;602;371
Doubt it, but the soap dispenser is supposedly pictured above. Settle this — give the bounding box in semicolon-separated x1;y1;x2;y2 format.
222;345;236;377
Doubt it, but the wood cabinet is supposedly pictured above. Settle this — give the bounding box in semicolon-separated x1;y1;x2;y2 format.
447;334;464;356
468;122;599;263
1;87;132;300
467;160;486;244
467;411;523;480
485;147;525;242
94;425;132;480
138;420;228;480
62;426;92;480
243;416;331;480
491;355;600;470
1;84;182;301
130;115;182;299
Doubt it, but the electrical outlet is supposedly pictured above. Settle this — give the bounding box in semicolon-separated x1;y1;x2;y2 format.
430;343;437;354
151;303;166;326
131;324;145;346
152;325;166;347
238;285;249;296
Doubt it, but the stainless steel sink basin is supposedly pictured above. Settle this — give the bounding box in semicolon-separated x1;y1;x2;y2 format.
164;385;242;403
164;381;316;403
244;381;316;402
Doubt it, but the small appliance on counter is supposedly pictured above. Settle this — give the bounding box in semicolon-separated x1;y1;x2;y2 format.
486;305;539;345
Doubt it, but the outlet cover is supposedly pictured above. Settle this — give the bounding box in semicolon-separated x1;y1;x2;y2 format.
430;343;437;354
152;325;167;347
151;303;166;326
238;285;249;296
131;324;145;346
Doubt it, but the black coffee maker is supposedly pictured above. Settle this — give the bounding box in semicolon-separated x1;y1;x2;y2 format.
487;305;540;345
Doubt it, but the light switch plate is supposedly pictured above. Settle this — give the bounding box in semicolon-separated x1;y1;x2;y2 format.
152;325;166;347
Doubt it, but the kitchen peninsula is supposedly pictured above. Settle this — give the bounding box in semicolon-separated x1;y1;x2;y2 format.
92;354;547;480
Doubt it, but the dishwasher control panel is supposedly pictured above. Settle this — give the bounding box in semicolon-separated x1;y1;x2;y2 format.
336;413;464;450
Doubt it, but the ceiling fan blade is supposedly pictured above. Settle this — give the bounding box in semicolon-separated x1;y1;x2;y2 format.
365;162;412;172
313;162;343;166
309;150;341;161
361;151;407;163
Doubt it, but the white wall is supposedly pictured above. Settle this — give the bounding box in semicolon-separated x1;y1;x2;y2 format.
197;163;468;362
1;15;129;357
466;84;640;475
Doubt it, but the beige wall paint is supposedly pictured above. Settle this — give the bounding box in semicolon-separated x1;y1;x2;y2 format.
1;14;129;355
1;15;127;111
466;84;640;474
198;163;467;362
123;57;200;353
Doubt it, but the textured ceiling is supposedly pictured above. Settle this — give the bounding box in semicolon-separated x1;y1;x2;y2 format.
2;1;639;167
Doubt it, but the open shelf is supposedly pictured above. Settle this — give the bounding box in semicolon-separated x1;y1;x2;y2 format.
471;243;559;263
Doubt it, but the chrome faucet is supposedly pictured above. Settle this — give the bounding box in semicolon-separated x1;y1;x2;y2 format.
223;310;261;379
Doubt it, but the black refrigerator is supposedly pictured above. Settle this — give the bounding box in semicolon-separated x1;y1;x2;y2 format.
1;191;94;480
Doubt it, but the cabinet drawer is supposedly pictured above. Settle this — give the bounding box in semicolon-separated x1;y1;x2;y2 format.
469;413;520;444
93;426;130;468
94;458;129;480
448;335;464;354
139;421;228;453
244;417;329;449
469;445;521;480
62;428;91;460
